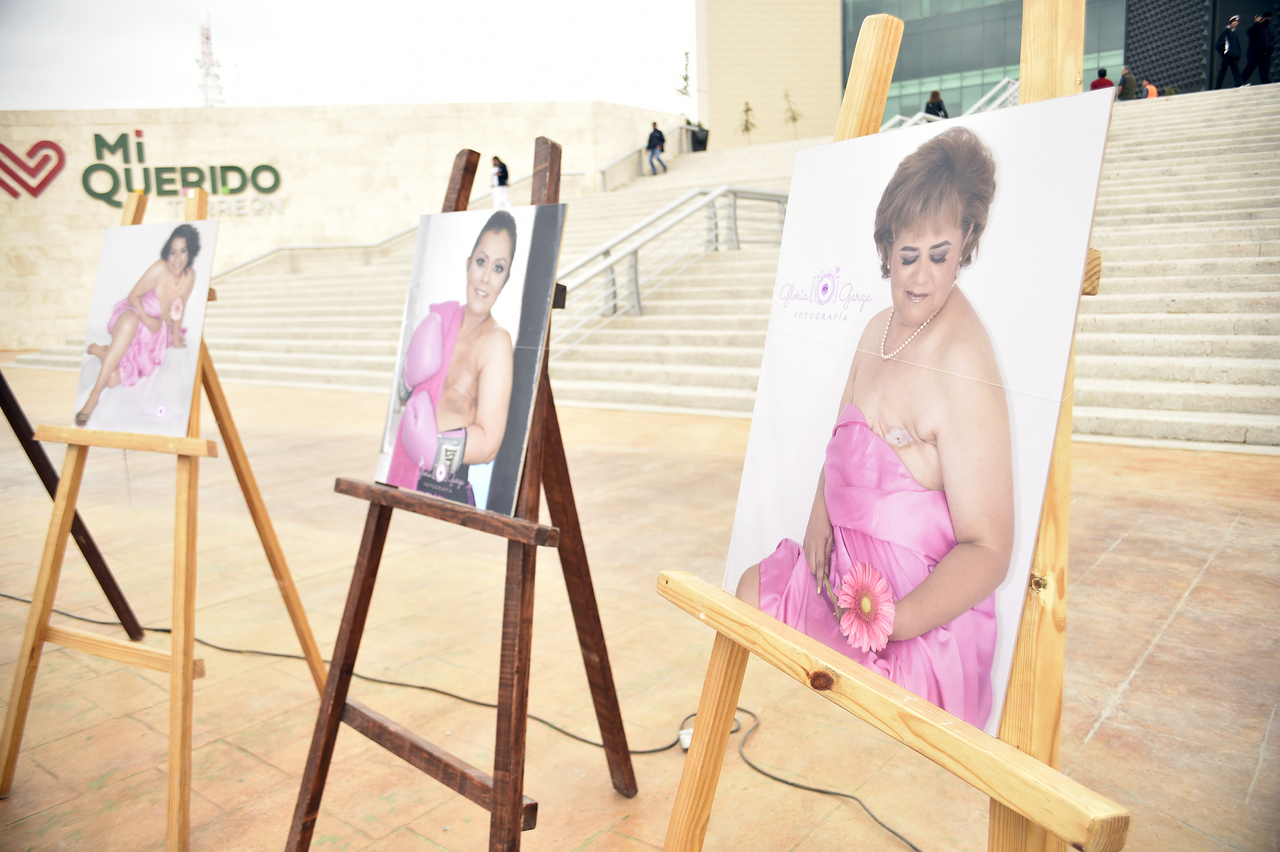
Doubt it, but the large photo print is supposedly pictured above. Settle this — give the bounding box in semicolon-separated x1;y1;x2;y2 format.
72;220;218;438
375;205;566;517
726;91;1113;736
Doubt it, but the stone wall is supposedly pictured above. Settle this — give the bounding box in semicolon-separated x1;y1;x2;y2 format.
0;100;684;349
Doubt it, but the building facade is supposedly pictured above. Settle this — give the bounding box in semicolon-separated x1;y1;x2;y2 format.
698;0;1277;141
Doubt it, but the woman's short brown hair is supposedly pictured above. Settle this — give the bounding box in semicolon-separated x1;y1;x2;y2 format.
873;126;996;278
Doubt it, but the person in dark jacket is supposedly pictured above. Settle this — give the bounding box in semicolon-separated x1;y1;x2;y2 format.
1117;66;1138;100
490;156;510;210
1241;12;1274;85
1090;69;1115;91
1216;15;1244;88
923;90;948;119
647;123;667;175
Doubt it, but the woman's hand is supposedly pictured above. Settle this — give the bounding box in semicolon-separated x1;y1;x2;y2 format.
171;319;186;349
802;476;833;595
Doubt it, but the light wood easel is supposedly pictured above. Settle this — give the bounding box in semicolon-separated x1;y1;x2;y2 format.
0;188;328;851
658;6;1126;852
286;138;637;852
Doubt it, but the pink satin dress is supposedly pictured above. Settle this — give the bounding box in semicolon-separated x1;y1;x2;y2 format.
106;290;174;388
386;301;464;489
758;404;995;729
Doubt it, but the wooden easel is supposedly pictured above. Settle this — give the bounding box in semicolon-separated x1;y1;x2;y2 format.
658;7;1127;852
0;188;329;851
285;138;637;852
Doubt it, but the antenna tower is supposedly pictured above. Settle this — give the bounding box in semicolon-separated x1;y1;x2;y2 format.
197;22;222;107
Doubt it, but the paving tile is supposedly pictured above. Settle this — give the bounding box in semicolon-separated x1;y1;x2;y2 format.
29;714;170;793
1;369;1278;850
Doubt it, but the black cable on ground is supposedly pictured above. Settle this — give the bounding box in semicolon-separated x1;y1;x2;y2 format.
0;591;922;849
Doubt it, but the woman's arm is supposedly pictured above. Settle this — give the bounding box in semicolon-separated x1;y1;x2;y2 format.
889;345;1014;641
462;328;514;465
804;339;868;591
169;268;197;349
125;261;167;334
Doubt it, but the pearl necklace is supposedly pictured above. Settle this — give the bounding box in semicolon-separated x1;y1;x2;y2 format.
880;283;955;361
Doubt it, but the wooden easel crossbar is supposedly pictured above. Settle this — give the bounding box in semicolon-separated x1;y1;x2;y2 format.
0;188;329;852
657;6;1129;852
286;138;637;852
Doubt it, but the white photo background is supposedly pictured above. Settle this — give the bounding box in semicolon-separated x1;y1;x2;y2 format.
72;220;218;438
376;206;538;512
724;90;1113;735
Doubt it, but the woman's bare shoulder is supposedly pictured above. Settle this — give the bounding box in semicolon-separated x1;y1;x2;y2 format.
936;295;1002;387
480;323;513;359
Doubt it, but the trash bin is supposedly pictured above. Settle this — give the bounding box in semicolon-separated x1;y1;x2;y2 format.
691;128;709;152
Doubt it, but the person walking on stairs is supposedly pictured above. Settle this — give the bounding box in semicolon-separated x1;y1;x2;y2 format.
924;90;949;119
491;157;511;209
1217;15;1245;89
647;123;667;175
1241;12;1274;85
1117;66;1138;100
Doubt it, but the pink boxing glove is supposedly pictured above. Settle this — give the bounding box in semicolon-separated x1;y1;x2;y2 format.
398;389;439;469
403;312;444;391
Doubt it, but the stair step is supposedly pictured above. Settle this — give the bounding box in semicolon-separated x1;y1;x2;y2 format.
548;377;755;413
1073;406;1280;445
1074;355;1280;385
550;361;759;391
1079;292;1280;314
1076;313;1277;335
1074;378;1279;415
1075;332;1280;359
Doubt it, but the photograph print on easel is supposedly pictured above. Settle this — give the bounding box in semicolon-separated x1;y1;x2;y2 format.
726;90;1113;736
375;204;566;517
72;220;218;438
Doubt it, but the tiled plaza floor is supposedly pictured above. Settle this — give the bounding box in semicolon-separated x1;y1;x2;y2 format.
0;365;1275;851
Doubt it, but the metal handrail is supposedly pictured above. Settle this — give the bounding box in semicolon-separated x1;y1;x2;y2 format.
599;124;704;192
551;184;787;359
963;77;1020;115
879;77;1020;132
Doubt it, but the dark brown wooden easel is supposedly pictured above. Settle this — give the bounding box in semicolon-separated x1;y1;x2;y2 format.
286;138;637;852
0;369;144;640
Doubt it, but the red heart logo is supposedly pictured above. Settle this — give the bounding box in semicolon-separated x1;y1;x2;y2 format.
0;141;66;198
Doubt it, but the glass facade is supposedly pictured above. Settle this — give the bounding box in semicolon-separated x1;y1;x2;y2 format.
843;0;1128;122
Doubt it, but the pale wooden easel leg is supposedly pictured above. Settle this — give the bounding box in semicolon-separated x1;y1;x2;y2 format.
166;356;203;851
989;1;1084;850
199;343;327;691
0;443;89;797
663;632;751;852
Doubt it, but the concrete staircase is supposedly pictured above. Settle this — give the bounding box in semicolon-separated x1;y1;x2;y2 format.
1074;84;1280;450
15;84;1279;450
547;247;777;415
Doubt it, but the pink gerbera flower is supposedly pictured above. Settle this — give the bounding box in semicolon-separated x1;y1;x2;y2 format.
836;561;895;653
170;298;184;321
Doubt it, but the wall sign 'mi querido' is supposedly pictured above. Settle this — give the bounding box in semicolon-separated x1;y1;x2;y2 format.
82;130;284;217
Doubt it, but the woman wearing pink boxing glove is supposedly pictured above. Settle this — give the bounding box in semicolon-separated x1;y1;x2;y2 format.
386;211;517;504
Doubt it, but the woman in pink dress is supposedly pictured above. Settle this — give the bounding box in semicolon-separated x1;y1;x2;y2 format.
76;224;201;427
736;128;1014;729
